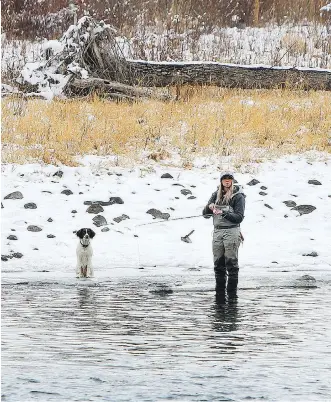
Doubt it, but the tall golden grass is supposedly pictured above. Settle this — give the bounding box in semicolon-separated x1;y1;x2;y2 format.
2;87;330;168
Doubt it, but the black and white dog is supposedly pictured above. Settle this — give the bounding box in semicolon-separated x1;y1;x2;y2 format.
76;228;96;278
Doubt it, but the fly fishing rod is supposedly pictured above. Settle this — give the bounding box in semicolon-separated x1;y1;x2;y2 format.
136;214;213;227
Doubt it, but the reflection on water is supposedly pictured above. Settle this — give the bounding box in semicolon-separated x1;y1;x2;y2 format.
2;277;331;401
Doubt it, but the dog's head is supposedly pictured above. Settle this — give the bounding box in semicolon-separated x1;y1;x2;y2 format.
76;228;96;241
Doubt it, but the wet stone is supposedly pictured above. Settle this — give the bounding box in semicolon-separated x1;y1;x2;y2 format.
86;204;104;214
93;215;107;227
47;234;56;238
161;173;173;179
61;189;73;196
146;209;170;220
71;210;77;214
188;196;196;199
172;183;184;187
24;203;37;209
181;189;192;196
264;204;273;209
247;179;260;186
259;192;267;196
27;225;42;232
101;227;110;232
308;179;321;185
4;191;23;200
47;218;53;222
260;186;268;190
7;235;18;240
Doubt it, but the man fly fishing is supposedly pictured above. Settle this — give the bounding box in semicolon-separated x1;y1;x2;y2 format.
202;172;245;294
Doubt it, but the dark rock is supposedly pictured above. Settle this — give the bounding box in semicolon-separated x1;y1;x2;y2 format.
169;207;175;211
109;197;124;205
188;196;196;199
149;286;173;295
42;191;52;194
24;203;37;209
284;214;288;218
113;214;130;223
12;252;23;259
27;225;42;232
11;229;16;231
154;189;161;192
272;261;278;264
175;197;179;199
4;191;23;200
264;204;273;209
290;194;298;197
161;173;173;179
181;189;192;196
53;170;63;178
61;189;73;196
303;251;318;257
116;173;122;176
47;218;53;222
299;274;316;281
33;248;39;250
71;210;77;214
7;235;18;240
292;205;316;215
146;209;170;220
101;227;110;232
47;234;56;238
259;192;267;196
247;179;260;186
283;200;297;208
2;255;8;261
92;215;107;227
308;179;321;185
1;202;4;208
172;183;184;187
190;185;196;188
134;234;139;238
79;192;83;195
260;186;267;190
86;204;104;214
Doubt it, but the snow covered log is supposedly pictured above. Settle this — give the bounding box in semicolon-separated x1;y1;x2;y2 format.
121;61;331;91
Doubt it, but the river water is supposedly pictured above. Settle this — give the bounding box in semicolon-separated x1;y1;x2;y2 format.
2;272;331;401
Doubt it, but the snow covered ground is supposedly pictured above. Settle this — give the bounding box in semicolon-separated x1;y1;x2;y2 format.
2;152;331;285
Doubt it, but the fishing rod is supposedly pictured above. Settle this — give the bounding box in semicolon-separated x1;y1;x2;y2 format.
136;214;213;227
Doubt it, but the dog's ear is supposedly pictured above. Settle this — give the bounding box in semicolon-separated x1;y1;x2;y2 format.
88;228;96;238
76;229;84;238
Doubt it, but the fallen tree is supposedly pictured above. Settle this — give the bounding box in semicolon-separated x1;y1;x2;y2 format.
16;16;331;100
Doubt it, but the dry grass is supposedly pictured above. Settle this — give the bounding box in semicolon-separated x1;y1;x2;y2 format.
2;87;330;168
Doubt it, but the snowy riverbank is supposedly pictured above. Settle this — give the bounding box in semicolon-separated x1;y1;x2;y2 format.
1;152;331;284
